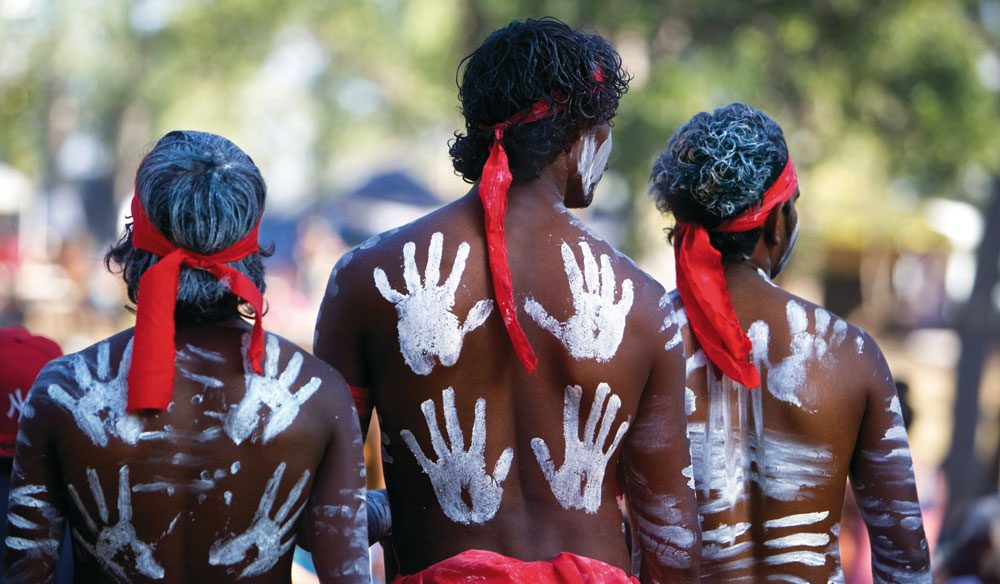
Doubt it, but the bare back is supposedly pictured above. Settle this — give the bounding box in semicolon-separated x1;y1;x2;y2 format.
2;322;368;583
673;266;931;581
315;190;699;581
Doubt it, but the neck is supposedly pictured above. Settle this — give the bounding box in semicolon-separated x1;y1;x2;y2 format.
465;160;574;216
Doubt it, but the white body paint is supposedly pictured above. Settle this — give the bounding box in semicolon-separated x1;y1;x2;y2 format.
525;241;633;362
748;301;849;413
209;462;310;577
531;383;629;513
6;484;61;554
68;466;165;582
6;388;26;419
315;489;369;577
578;129;613;195
374;232;493;375
48;339;143;446
223;334;320;445
625;467;694;569
660;292;686;351
400;388;512;525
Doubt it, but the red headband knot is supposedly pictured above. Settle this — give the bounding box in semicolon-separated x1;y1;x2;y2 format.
673;159;798;389
127;195;265;411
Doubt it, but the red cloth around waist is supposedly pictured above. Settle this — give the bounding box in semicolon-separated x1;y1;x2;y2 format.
393;549;639;584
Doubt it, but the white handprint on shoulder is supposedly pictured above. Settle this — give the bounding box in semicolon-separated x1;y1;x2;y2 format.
48;338;143;447
374;232;493;375
532;383;630;514
223;334;320;445
525;241;633;361
400;388;512;525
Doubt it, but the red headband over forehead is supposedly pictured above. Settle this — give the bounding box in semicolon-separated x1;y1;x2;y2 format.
673;159;798;388
127;196;265;411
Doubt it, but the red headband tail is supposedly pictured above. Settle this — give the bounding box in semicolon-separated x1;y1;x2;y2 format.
673;159;798;388
127;196;265;411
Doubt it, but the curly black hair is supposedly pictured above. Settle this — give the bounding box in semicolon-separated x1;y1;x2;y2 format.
651;103;790;260
449;18;630;183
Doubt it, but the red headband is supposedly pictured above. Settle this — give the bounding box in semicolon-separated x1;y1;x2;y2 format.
673;159;798;388
478;98;563;374
127;196;265;411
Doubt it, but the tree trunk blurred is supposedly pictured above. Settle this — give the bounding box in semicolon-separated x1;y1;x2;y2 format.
943;178;1000;537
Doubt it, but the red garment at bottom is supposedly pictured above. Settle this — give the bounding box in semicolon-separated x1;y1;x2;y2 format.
393;549;639;584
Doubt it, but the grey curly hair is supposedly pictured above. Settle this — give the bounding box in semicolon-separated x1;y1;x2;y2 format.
651;103;789;260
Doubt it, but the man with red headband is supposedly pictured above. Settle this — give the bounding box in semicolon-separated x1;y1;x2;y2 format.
2;131;369;583
315;18;699;583
652;104;930;581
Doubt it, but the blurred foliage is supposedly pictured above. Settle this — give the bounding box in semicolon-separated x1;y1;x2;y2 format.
1;0;999;256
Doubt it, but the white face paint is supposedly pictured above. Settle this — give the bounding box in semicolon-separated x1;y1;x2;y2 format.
209;462;310;577
773;219;799;276
525;241;633;362
578;129;613;196
48;338;143;447
67;466;165;581
400;388;512;524
374;232;493;375
748;301;850;413
531;383;629;514
221;334;320;445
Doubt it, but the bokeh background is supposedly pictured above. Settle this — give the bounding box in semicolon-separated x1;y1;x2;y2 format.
1;0;999;580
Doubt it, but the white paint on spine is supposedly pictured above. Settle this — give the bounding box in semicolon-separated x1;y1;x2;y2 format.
400;388;512;524
68;466;165;582
374;232;493;375
525;241;633;362
763;511;829;529
223;334;320;445
208;462;310;577
748;300;849;412
48;338;143;446
532;383;629;513
764;532;831;548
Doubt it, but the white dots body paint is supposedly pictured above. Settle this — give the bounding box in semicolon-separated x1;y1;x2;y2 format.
855;334;865;354
224;491;233;506
209;462;310;577
578;129;612;195
400;388;512;525
231;462;241;475
532;383;630;514
67;466;165;581
223;335;320;445
374;232;493;375
48;339;143;447
525;241;633;362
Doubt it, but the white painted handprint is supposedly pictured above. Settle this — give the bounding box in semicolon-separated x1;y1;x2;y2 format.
400;388;513;524
209;462;310;577
532;383;630;513
67;466;165;582
48;338;143;447
525;241;633;361
747;301;849;412
224;334;321;445
374;232;493;375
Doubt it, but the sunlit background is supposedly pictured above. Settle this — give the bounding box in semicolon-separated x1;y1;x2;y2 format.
2;0;999;581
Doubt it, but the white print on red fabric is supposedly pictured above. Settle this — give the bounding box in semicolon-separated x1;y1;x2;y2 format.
531;383;630;514
48;338;143;447
400;388;512;525
374;232;493;376
221;334;320;445
6;388;26;419
525;241;633;362
209;462;310;578
67;466;165;583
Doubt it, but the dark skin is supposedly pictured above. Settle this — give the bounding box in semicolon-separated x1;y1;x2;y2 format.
673;197;931;581
316;124;700;582
2;319;368;583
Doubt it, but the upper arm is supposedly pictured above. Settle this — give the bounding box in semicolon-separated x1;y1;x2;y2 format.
2;365;68;583
315;251;373;431
848;334;931;580
304;373;371;583
621;297;700;583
